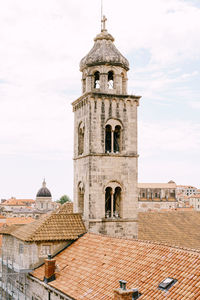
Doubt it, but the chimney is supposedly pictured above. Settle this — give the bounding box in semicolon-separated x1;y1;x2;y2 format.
113;280;140;300
44;254;56;283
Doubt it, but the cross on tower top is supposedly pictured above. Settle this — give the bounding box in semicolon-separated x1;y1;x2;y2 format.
101;15;107;31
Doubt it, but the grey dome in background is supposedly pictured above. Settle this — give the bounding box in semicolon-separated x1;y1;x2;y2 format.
36;179;52;198
80;29;129;71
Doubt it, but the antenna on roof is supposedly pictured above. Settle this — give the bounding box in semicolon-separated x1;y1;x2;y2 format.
101;0;103;30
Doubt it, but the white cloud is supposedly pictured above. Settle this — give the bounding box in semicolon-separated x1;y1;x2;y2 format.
0;0;200;198
139;120;200;157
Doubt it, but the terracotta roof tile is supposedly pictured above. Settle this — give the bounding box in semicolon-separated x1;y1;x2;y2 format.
9;211;86;242
54;202;73;214
32;233;200;299
0;217;34;247
138;211;200;250
138;183;176;189
1;198;35;206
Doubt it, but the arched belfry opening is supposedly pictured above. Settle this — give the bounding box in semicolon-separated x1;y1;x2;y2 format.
94;71;100;89
105;187;112;217
105;120;122;153
105;184;122;218
78;182;84;215
114;187;121;217
78;122;84;155
108;71;114;89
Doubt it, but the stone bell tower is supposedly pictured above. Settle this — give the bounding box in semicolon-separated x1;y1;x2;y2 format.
72;17;141;238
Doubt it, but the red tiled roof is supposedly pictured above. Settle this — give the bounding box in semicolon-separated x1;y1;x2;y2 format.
53;202;73;214
0;217;34;247
138;211;200;250
7;211;86;242
32;233;200;299
2;198;35;206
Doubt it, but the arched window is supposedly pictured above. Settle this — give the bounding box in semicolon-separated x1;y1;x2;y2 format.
94;71;100;89
105;125;112;153
78;122;84;155
114;125;121;153
105;184;122;218
105;187;112;218
108;71;114;89
105;120;123;154
78;182;84;215
114;187;121;218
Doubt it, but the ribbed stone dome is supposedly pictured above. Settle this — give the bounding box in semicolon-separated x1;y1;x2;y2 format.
80;29;129;71
36;179;52;197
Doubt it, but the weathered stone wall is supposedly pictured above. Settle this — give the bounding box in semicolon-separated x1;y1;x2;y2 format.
27;276;72;300
73;93;139;238
89;219;138;239
2;235;69;270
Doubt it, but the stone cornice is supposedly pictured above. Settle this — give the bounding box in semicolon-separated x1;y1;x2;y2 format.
73;153;139;160
71;91;141;109
89;218;138;223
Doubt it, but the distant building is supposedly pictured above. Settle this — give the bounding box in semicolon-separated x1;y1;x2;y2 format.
176;185;197;196
0;180;58;219
188;194;200;211
138;181;177;211
35;179;55;211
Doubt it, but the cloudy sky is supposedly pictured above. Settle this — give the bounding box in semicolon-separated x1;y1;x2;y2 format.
0;0;200;200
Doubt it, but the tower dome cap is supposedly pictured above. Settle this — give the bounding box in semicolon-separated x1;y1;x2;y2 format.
80;18;129;71
36;179;52;197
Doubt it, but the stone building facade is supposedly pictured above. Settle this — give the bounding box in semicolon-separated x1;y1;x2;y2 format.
0;205;86;300
188;194;200;211
72;18;141;238
138;181;178;211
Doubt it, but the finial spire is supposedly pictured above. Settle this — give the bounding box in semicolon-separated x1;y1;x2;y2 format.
101;15;107;31
42;178;46;188
101;0;107;32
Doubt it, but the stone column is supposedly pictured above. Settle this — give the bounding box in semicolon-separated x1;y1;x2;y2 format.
86;75;93;92
111;190;114;218
111;130;114;153
101;73;108;91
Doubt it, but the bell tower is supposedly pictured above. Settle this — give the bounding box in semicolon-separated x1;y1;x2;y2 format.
72;17;141;238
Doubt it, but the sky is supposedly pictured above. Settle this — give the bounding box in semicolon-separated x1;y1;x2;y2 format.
0;0;200;201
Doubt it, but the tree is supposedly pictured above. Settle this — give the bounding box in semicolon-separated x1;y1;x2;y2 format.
56;195;72;204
